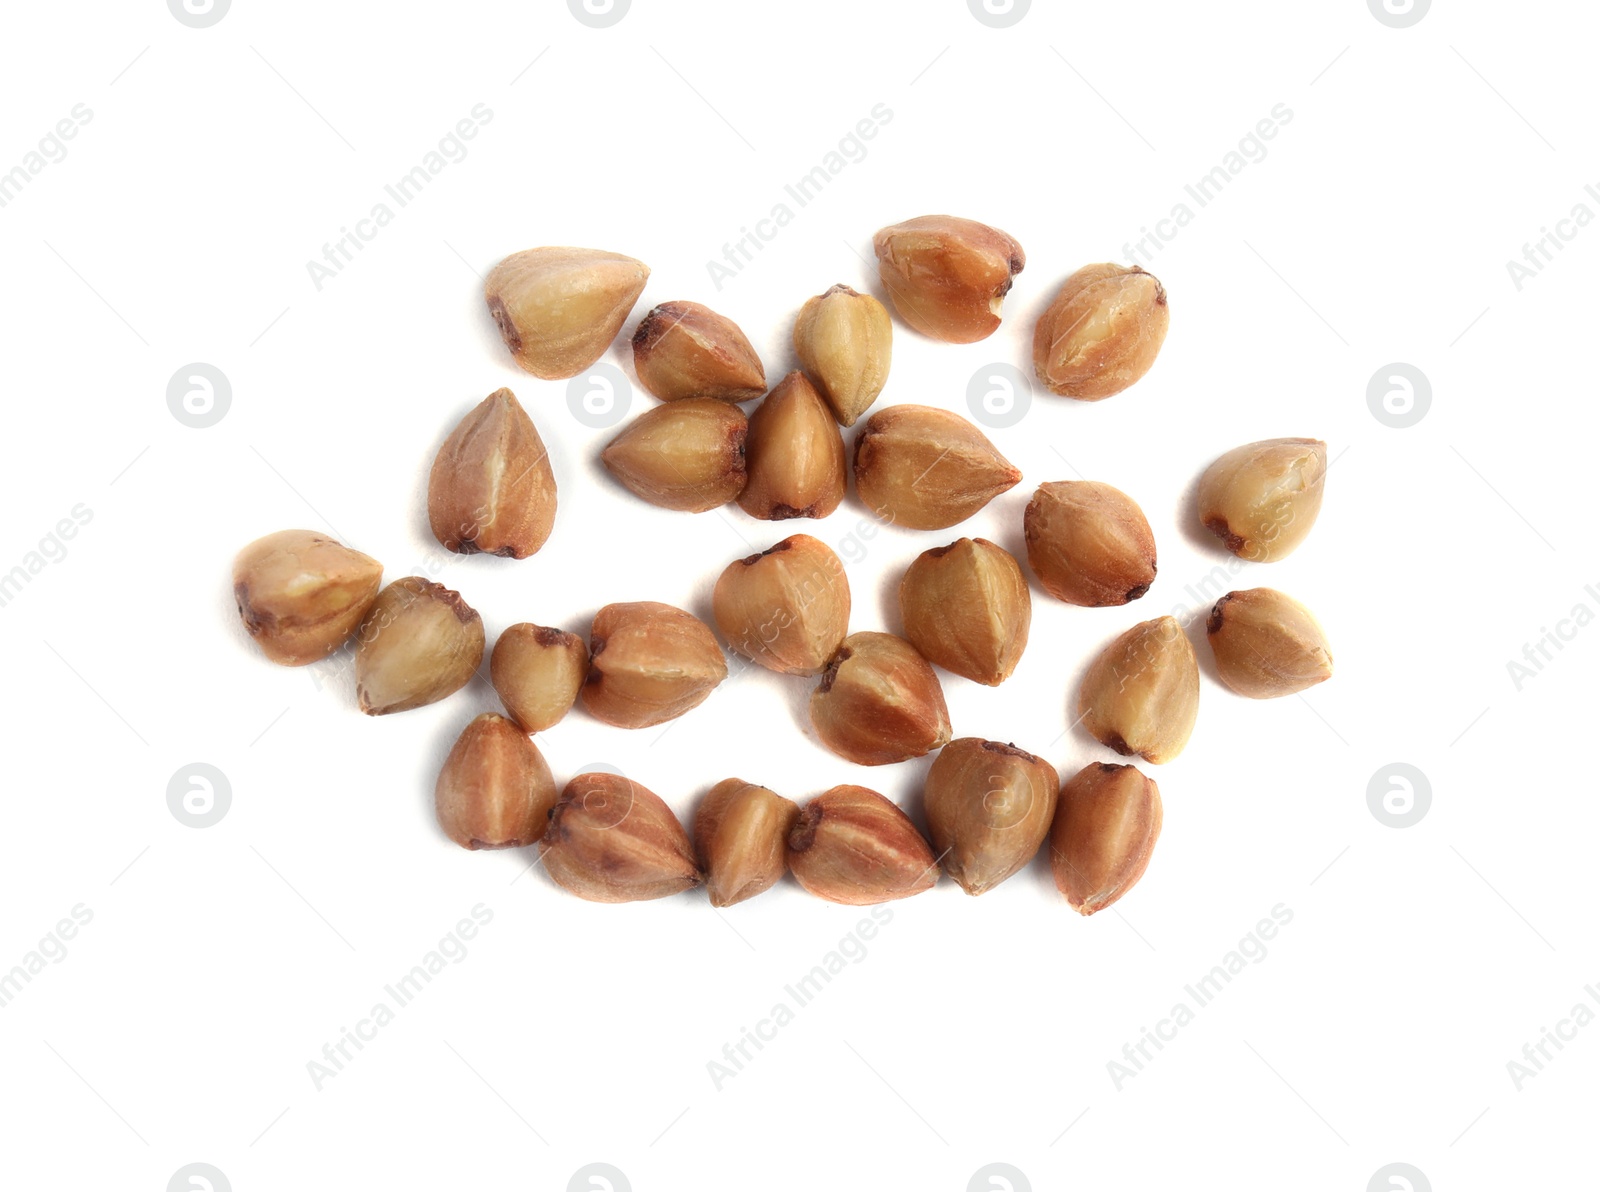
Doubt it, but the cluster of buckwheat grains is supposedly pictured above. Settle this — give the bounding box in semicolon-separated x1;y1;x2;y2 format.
232;215;1334;911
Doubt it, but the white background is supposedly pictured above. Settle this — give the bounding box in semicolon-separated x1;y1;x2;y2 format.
0;1;1594;1189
